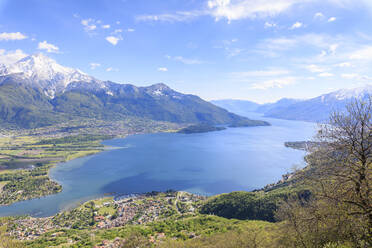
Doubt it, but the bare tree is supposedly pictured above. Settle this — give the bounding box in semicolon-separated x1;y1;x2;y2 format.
313;97;371;242
277;97;372;248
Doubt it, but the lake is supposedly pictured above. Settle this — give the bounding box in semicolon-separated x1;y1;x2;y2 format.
0;113;316;217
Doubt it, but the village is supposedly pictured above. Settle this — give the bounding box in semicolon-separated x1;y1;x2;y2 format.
6;191;206;242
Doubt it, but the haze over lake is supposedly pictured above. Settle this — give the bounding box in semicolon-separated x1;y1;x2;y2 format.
0;113;316;217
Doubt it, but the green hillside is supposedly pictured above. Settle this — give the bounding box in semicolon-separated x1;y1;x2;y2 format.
0;79;269;129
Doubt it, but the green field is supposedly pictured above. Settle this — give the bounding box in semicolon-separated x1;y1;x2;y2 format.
0;134;112;205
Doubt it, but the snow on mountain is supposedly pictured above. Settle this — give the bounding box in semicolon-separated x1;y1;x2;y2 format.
144;83;184;99
0;53;103;98
324;85;372;101
0;54;186;101
261;85;372;122
214;85;371;123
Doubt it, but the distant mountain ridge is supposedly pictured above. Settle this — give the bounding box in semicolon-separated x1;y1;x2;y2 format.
212;85;372;123
209;100;260;117
0;54;269;129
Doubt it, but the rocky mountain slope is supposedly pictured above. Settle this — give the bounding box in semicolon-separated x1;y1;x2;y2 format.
0;54;268;129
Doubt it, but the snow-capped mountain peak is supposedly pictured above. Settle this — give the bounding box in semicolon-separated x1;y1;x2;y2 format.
331;85;372;100
144;83;184;99
0;53;100;98
316;85;372;103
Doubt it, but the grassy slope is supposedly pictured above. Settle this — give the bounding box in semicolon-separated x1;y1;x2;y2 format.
2;192;284;248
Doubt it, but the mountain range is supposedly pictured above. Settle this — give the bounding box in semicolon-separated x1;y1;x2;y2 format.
0;54;268;129
212;85;372;122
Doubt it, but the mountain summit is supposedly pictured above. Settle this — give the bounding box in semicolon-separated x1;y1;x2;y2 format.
0;54;100;98
0;54;269;129
320;85;372;101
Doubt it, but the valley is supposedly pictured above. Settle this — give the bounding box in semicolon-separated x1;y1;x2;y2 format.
212;85;372;122
1;0;371;246
0;54;369;248
0;114;314;217
0;54;272;210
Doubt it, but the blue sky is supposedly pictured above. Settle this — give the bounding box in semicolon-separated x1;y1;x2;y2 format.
0;0;372;103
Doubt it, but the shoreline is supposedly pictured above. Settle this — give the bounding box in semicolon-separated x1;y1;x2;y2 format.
0;122;309;216
0;135;121;208
0;130;179;209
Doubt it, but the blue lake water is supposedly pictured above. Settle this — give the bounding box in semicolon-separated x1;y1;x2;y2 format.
0;113;316;217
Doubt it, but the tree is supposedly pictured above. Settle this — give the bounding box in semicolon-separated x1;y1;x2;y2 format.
277;97;372;248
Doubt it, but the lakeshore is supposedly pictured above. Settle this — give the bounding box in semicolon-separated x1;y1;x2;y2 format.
0;118;183;208
0;114;316;217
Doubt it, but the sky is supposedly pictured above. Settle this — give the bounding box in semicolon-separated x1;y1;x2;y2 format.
0;0;372;103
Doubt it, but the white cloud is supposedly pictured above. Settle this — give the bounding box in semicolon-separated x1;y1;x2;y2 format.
0;32;27;41
318;43;339;57
329;44;339;55
207;0;304;22
341;73;372;81
81;18;97;32
214;39;244;58
90;63;101;70
38;41;59;53
166;55;204;65
290;21;303;29
318;72;334;77
335;62;352;67
230;69;296;90
175;56;203;64
264;22;277;28
257;33;339;57
251;77;296;90
328;17;337;22
136;11;202;22
113;29;123;34
138;0;306;23
105;36;122;46
80;18;116;34
227;48;244;57
158;67;168;72
306;64;327;73
232;69;290;78
259;37;297;52
106;67;119;72
349;46;372;60
341;73;359;79
135;0;372;24
0;49;28;65
314;12;324;19
127;28;135;32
